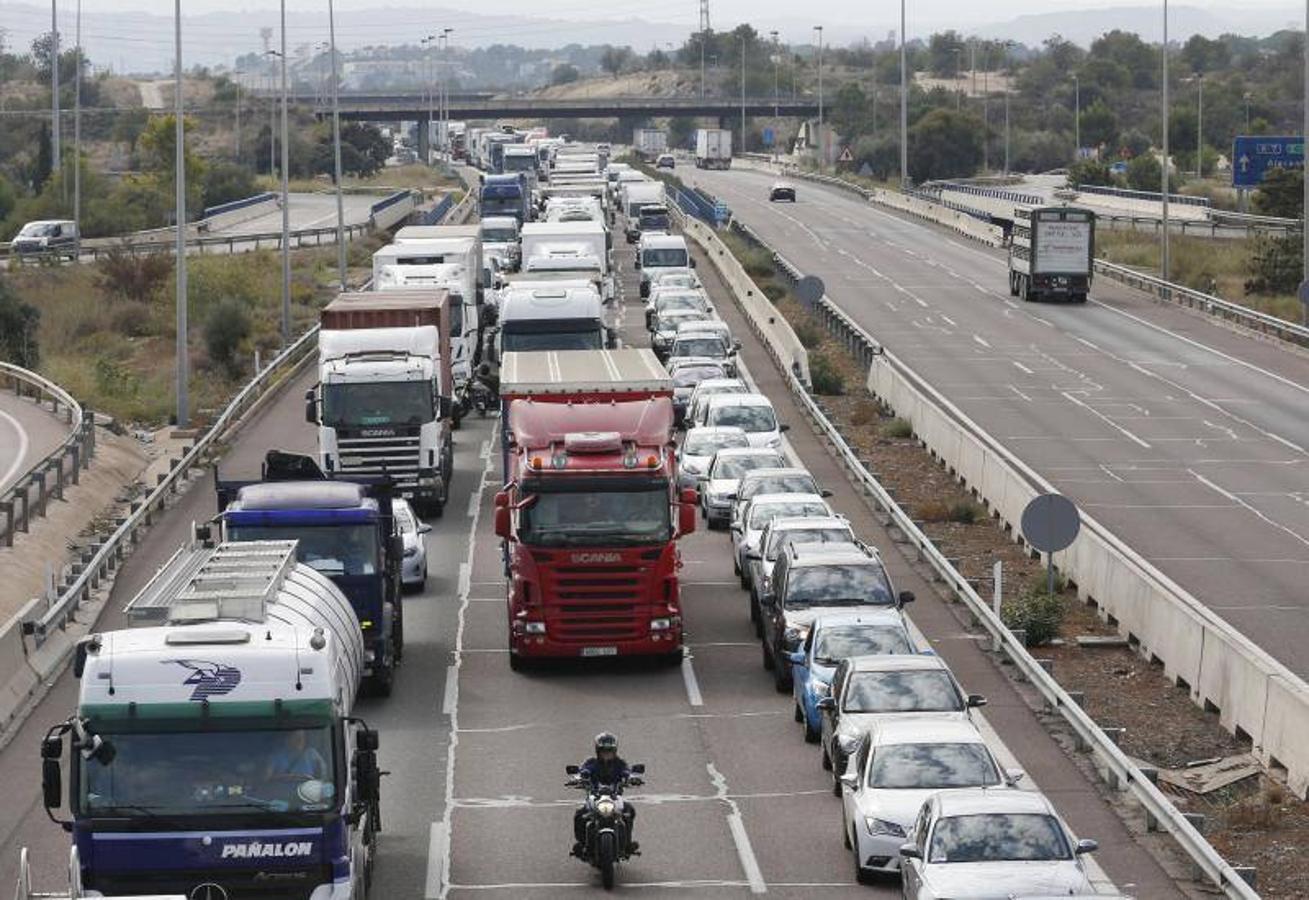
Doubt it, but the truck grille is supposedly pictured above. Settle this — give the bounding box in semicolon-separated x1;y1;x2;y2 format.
337;432;423;486
540;558;657;643
89;866;332;899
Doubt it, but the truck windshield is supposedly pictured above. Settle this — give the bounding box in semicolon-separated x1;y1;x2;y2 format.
504;155;535;172
482;196;522;216
228;523;380;577
482;227;518;243
322;381;434;427
519;481;671;546
79;726;338;818
639;212;670;230
642;248;688;268
502;320;604;352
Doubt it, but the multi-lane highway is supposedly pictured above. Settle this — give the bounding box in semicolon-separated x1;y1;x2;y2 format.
693;165;1309;683
0;206;1184;897
210;192;379;238
0;391;74;495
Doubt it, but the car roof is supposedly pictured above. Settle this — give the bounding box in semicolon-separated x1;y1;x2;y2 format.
641;233;688;249
786;541;875;566
846;654;951;673
685;426;747;439
747;492;827;509
693;378;745;392
811;608;905;630
933;789;1055;818
705;393;772;409
868;717;986;747
713;447;783;462
742;467;812;481
766;515;851;534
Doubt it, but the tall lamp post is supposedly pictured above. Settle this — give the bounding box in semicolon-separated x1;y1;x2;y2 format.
1161;0;1170;282
51;0;60;193
73;0;82;258
277;0;291;345
1073;74;1080;157
770;30;779;119
740;33;747;152
421;34;435;162
442;28;454;162
328;0;346;290
1194;72;1204;178
951;47;962;110
814;25;824;164
899;0;908;187
234;69;244;164
173;0;188;425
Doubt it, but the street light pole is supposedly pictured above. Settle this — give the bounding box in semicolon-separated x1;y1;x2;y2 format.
1195;72;1203;178
235;71;243;164
279;0;291;345
899;0;907;187
173;0;188;426
443;28;454;162
1303;0;1308;311
268;71;275;178
770;30;779;120
1073;74;1080;156
1162;0;1170;282
952;47;961;110
814;25;823;165
740;33;746;152
73;0;81;258
328;0;346;290
51;0;60;190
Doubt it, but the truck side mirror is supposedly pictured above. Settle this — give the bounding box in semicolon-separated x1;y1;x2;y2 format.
357;728;379;752
41;735;62;811
494;504;511;540
304;388;317;425
679;499;697;536
439;397;453;420
689;257;697;269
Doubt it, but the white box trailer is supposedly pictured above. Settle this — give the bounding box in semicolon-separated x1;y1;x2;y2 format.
695;129;733;170
633;128;669;160
1007;205;1095;303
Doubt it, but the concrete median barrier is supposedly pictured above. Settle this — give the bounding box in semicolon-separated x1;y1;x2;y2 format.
200;192;279;232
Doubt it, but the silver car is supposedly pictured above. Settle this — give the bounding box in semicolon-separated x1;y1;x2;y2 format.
678;426;750;492
394;498;432;590
700;447;787;529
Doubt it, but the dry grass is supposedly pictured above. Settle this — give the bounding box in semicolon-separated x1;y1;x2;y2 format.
255;164;461;197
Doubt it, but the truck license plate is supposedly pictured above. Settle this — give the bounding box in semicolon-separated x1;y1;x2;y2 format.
581;647;618;657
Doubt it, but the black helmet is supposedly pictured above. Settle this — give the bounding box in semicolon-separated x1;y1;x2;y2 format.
594;732;618;755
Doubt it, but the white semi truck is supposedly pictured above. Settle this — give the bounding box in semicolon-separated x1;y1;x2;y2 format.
1007;205;1096;303
633;128;669;161
518;220;614;302
39;539;383;900
694;129;733;170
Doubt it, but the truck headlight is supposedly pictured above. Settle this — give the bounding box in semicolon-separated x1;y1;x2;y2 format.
650;617;680;631
524;621;546;634
866;817;905;837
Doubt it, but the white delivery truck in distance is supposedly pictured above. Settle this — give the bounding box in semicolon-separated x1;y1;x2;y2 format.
1008;205;1095;303
695;129;733;169
633;128;669;161
519;220;614;302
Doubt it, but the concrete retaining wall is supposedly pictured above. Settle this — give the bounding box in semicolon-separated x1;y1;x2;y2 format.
200;192;279;232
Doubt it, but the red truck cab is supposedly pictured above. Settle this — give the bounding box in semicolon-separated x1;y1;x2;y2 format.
494;350;697;668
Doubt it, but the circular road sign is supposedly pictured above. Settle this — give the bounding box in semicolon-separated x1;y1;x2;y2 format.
1021;493;1081;554
795;275;826;306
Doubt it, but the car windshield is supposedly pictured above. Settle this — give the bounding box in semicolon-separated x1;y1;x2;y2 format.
79;726;337;817
843;670;963;713
743;474;817;499
712;454;786;480
748;500;828;530
766;527;851;561
868;743;1000;789
482;227;517;243
519;482;671;546
643;248;689;268
673;365;726;388
393;504;417;535
672;337;726;358
19;222;59;237
928;813;1071;864
227;524;380;577
813;625;912;663
784;563;894;607
657;296;705;313
660;313;708;332
710;405;776;432
321;381;434;427
685;432;750;457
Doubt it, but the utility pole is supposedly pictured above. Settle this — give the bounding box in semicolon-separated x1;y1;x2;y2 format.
1195;72;1203;178
443;28;454;162
279;0;291;345
73;0;81;258
422;34;434;163
1073;74;1080;157
899;0;908;187
1162;0;1170;282
699;0;710;100
982;51;990;172
173;0;188;426
770;30;779;119
740;33;746;153
814;25;824;165
234;70;244;164
51;0;60;191
328;0;346;290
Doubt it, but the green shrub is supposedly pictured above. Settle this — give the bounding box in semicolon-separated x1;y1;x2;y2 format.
1001;580;1068;646
948;500;984;524
739;247;775;279
792;317;825;349
760;281;787;302
95;246;174;303
884;417;913;438
808;352;846;395
204;298;252;374
0;278;40;367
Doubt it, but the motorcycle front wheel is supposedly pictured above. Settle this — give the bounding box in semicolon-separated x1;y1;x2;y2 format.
597;831;617;890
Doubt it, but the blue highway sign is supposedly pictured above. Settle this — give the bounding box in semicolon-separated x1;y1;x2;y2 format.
1232;136;1303;189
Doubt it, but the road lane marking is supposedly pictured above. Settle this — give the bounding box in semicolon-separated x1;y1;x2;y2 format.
1012;360;1033;375
1062;392;1152;449
972;334;991;349
681;653;704;707
424;822;446;898
0;408;31;493
442;665;459;716
466;487;480;518
457;562;470;598
1190;469;1309;550
707;763;766;893
1008;385;1033;402
939;314;957;327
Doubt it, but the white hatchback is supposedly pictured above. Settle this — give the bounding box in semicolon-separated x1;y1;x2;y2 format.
702;393;788;449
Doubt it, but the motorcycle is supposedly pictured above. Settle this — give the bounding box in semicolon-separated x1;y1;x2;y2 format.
471;377;495;417
565;763;645;890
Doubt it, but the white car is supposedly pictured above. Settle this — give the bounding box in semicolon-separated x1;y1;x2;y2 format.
730;492;832;585
647;269;701;294
819;655;985;795
393;497;432;590
700;447;787;528
645;288;712;330
678;426;750;492
685;378;749;429
769;181;797;202
899;790;1099;899
701;393;787;449
840;718;1022;881
729;467;830;540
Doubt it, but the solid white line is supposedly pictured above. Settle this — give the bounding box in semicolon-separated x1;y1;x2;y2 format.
425;822;446;898
1062;391;1152;449
681;654;704;707
466;488;479;518
972;334;991;349
706;763;766;893
457;562;471;598
0;408;31;493
1012;360;1034;375
442;665;459;716
1190;469;1309;550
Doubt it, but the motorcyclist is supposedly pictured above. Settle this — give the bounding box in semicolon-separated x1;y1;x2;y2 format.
571;732;638;857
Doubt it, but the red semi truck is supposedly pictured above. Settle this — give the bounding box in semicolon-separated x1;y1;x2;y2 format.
494;349;698;669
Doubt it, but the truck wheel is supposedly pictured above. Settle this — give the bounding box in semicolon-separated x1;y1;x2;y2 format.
1008;272;1019;296
1075;292;1089;304
1020;275;1032;302
392;602;405;663
370;662;394;698
762;640;774;671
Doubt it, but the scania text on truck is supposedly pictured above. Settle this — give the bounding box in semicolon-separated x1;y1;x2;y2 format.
694;128;733;170
493;349;698;668
309;290;455;515
216;449;407;694
1007;205;1095;303
40;539;383;900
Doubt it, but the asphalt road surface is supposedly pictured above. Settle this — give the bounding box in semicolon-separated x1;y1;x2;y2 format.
211;192;379;238
0;207;1181;898
0;391;74;495
693;165;1309;683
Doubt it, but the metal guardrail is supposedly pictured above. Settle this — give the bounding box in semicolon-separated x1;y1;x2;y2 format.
1077;182;1211;208
0;365;95;549
22;325;320;646
202;191;278;219
0;221;374;263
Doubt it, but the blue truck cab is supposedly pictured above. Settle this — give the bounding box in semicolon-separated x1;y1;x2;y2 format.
216;451;405;696
480;172;531;223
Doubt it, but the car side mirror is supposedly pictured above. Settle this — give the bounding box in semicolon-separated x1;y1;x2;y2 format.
41;735;63;811
565;764;580;775
820;489;833;498
1075;838;1098;855
630;763;645;774
733;339;742;351
898;590;915;605
634;258;642;269
418;523;433;535
816;697;835;711
899;843;921;860
778;424;790;432
357;728;380;752
787;650;805;665
839;773;858;789
689;257;697;268
1004;767;1025;785
966;693;987;708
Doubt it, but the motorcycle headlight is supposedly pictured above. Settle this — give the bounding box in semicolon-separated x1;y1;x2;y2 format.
596;798;617;818
865;817;906;837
